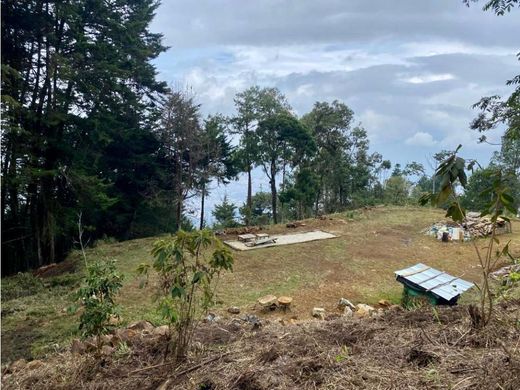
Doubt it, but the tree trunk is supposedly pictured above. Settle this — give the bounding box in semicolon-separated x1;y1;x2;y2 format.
270;161;277;224
199;181;205;230
246;166;252;225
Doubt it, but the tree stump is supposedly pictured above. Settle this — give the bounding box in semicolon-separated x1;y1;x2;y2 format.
277;296;293;312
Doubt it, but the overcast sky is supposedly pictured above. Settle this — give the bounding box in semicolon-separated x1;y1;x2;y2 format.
150;0;519;220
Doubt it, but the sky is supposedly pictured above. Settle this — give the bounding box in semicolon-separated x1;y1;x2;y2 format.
150;0;519;223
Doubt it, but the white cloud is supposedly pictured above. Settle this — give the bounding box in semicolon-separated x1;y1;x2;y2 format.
401;73;455;84
405;132;438;146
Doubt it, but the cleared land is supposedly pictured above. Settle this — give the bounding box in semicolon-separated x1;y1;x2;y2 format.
2;206;520;364
224;230;337;251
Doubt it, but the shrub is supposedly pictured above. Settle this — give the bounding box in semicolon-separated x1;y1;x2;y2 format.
74;259;123;354
140;229;234;361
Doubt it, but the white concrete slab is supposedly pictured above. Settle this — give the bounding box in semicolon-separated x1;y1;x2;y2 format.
224;230;338;251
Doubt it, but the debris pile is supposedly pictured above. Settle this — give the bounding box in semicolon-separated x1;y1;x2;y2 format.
424;211;512;241
462;212;511;237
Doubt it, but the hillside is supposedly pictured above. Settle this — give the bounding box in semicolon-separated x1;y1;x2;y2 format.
2;206;520;388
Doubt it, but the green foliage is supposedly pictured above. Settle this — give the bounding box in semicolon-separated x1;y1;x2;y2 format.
239;191;272;225
74;260;123;352
419;145;517;328
146;230;234;360
1;0;169;274
279;168;320;219
384;176;411;205
212;196;239;229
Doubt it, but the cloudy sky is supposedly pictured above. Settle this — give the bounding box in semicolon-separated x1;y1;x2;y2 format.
150;0;519;220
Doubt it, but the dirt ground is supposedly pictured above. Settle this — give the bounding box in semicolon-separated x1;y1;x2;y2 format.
213;206;520;321
2;206;520;365
3;299;519;389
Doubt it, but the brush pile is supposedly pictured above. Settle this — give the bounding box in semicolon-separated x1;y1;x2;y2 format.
425;211;512;241
462;212;511;238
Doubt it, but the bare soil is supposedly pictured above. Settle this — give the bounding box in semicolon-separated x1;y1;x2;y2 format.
3;300;519;389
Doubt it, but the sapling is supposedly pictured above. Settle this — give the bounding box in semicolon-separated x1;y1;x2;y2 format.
138;229;234;361
420;145;517;328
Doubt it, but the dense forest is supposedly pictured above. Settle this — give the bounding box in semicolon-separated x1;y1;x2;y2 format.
2;0;519;275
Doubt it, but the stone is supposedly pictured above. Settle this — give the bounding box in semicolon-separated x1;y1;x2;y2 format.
101;345;115;356
337;298;356;311
26;360;44;370
115;328;137;344
10;359;27;372
378;299;392;307
153;325;170;337
258;294;277;308
355;304;375;318
206;312;221;322
312;307;326;319
343;306;353;318
127;320;154;333
228;306;241;314
71;338;86;354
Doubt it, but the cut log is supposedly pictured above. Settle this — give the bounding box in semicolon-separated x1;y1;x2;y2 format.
258;294;277;308
277;296;293;311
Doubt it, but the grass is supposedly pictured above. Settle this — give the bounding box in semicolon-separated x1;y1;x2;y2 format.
2;205;520;364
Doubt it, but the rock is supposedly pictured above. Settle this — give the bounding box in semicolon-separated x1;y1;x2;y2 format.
10;359;27;372
26;360;44;370
241;314;262;328
127;320;154;333
228;306;241;314
71;338;86;354
258;294;278;308
389;304;404;312
153;325;170;337
312;307;326;319
115;328;137;344
355;304;375;318
378;299;392;307
101;345;114;356
337;298;356;311
206;312;221;322
343;306;353;318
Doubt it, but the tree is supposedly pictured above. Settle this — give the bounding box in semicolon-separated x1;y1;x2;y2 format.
256;113;315;223
144;230;234;361
157;90;203;232
197;115;238;229
279;168;320;219
212;196;238;229
1;0;167;274
231;86;291;224
239;191;272;225
384;176;411;205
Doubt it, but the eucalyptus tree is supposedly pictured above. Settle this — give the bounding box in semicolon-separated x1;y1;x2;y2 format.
255;113;315;223
231;86;290;224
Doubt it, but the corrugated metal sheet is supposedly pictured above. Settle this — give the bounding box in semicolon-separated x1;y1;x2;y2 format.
395;263;474;301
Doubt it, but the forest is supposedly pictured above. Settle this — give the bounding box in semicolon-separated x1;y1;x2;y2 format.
2;0;519;276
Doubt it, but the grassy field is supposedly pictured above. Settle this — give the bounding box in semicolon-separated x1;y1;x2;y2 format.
2;206;520;364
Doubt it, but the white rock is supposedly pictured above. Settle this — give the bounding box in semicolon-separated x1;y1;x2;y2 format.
312;307;326;319
343;306;353;318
